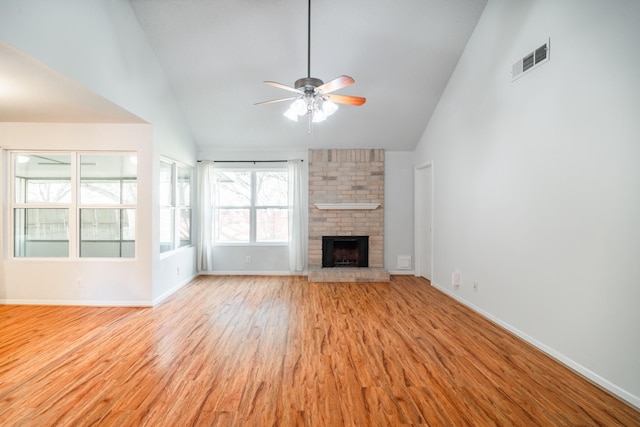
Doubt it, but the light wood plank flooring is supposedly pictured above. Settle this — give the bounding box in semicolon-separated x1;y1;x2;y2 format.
0;275;638;426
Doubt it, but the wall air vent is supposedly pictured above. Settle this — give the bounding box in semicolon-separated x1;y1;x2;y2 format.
512;39;550;81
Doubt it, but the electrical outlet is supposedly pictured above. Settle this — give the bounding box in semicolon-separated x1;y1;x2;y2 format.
473;282;479;292
452;272;461;287
245;256;251;263
77;279;83;289
177;266;180;275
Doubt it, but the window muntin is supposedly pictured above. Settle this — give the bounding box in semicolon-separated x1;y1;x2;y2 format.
213;169;288;244
11;152;137;259
160;159;193;253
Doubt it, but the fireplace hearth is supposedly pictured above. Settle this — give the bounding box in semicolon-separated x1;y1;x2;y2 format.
322;236;369;268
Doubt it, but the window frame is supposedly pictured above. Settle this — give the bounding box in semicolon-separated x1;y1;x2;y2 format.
159;158;193;255
10;151;138;260
213;166;289;246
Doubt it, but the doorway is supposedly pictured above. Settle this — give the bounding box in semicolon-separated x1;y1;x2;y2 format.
415;163;433;280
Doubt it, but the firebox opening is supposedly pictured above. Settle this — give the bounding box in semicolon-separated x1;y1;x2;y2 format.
322;236;369;268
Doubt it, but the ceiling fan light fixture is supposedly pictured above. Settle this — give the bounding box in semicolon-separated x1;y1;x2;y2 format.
312;108;326;123
293;98;308;115
283;105;299;122
257;0;365;130
284;96;339;123
284;98;307;121
322;99;339;117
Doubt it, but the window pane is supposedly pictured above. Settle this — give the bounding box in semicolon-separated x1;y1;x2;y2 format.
160;161;173;206
80;180;121;204
14;208;69;257
79;209;135;258
122;180;137;205
80;209;120;240
177;166;191;206
256;171;288;206
178;208;191;247
120;209;136;242
215;171;251;206
24;180;72;204
80;155;137;205
215;208;249;243
81;154;137;179
14;154;72;204
160;208;174;253
256;208;288;242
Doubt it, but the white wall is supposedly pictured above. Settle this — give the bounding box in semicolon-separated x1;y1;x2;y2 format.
0;0;193;159
414;0;640;407
0;123;153;305
0;0;198;304
384;151;415;273
198;150;308;274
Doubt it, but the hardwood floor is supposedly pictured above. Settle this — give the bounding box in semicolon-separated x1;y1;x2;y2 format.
0;275;638;426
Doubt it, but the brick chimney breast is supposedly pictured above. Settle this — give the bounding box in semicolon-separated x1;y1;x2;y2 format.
308;149;388;282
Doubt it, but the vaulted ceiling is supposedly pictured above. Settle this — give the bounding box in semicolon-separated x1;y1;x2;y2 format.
0;1;487;152
0;41;143;124
129;0;487;151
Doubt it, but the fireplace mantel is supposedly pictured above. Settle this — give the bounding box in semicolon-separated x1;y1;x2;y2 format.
314;203;380;210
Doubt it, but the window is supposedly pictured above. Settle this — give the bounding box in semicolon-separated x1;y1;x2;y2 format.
79;155;137;258
12;152;137;258
213;168;288;244
160;159;192;253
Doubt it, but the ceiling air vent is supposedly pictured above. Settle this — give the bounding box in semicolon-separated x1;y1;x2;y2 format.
512;39;550;81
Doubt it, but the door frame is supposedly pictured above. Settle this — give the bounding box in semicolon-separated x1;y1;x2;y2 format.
414;162;434;281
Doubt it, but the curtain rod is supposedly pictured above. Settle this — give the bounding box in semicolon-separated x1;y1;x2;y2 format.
197;160;302;163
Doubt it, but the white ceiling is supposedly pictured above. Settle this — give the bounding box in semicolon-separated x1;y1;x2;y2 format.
0;41;143;124
0;1;487;152
129;0;487;152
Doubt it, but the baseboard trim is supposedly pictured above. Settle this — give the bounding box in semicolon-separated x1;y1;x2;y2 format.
0;298;152;307
198;271;297;276
388;270;416;275
430;281;640;410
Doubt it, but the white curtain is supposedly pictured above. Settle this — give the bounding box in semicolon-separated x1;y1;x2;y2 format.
196;161;215;271
288;160;306;273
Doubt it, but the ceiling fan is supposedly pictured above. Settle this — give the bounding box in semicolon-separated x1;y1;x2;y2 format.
255;0;366;129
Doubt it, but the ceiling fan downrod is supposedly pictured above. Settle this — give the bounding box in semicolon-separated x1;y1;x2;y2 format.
307;0;311;79
296;0;323;92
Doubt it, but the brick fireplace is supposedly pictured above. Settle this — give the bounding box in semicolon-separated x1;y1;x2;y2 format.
307;149;390;282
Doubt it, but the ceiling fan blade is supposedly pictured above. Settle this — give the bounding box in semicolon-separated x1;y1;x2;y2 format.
325;94;366;106
316;75;355;94
264;81;303;94
254;96;299;106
